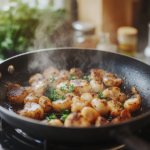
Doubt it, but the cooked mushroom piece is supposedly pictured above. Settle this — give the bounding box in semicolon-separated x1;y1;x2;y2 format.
95;116;110;127
24;93;39;104
80;92;98;102
7;84;28;103
43;66;59;79
71;96;92;113
90;69;106;81
91;98;110;116
29;73;44;85
108;100;123;117
90;80;103;93
64;112;91;127
103;73;122;87
39;96;52;112
70;68;82;79
48;119;63;126
124;94;141;112
52;98;72;112
70;79;91;95
18;102;44;119
81;107;100;123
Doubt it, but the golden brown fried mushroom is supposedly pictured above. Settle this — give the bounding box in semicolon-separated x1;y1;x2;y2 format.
95;116;110;127
48;119;63;126
132;87;138;94
7;84;28;103
39;96;52;112
81;92;98;102
65;92;77;99
90;80;103;93
90;69;106;81
64;112;91;127
102;87;127;103
91;98;110;116
111;116;126;124
32;80;48;97
59;70;71;79
29;73;44;85
43;66;59;79
108;100;123;117
24;86;32;94
124;94;141;112
24;93;39;104
103;73;122;87
71;96;92;113
70;79;91;95
48;76;68;89
81;107;100;123
52;98;72;112
70;68;82;79
18;102;44;119
120;109;131;119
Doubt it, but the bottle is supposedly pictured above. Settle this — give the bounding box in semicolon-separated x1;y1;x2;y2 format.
117;26;138;57
72;21;97;48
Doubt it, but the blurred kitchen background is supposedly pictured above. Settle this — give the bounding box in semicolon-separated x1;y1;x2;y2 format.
0;0;150;63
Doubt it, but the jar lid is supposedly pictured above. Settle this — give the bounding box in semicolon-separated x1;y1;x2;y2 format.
117;26;138;36
72;21;95;33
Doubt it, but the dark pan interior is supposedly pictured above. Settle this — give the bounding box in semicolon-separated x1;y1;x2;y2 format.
0;48;150;142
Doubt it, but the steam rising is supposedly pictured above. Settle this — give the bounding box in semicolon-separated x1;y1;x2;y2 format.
28;50;55;73
27;49;119;75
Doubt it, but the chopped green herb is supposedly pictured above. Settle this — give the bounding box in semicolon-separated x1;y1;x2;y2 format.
46;114;56;122
127;95;130;99
121;103;124;108
60;114;69;121
49;76;55;82
106;100;108;103
60;83;70;92
83;76;90;82
65;83;69;88
46;85;55;96
98;92;108;99
61;109;70;121
48;90;58;101
61;109;70;114
69;76;76;81
59;83;74;94
68;84;74;93
48;90;65;101
72;71;75;75
98;92;103;98
60;95;65;99
60;86;67;92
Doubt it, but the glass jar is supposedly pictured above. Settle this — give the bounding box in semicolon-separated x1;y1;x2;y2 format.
117;26;138;57
96;32;118;53
72;21;97;48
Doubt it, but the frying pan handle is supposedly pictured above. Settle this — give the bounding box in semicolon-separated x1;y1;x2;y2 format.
113;131;150;150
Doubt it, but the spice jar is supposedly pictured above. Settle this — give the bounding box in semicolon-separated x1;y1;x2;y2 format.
72;21;97;48
117;26;138;57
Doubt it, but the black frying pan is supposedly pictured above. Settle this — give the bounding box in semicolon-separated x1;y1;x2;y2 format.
0;48;150;150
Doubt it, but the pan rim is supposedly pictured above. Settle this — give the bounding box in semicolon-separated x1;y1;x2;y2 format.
0;104;150;130
1;47;149;69
0;47;150;129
